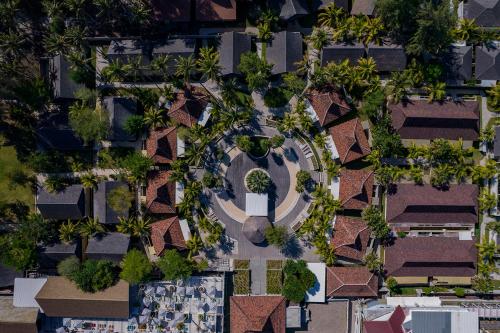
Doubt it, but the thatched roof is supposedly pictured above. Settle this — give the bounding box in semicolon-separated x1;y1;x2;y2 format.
242;216;270;244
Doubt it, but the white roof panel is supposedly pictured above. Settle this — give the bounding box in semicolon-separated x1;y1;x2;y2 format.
305;262;326;303
245;193;268;216
13;278;47;309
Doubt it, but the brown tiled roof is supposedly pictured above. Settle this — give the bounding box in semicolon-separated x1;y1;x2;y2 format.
331;216;370;262
326;266;378;298
151;0;191;22
386;184;478;226
151;216;187;255
146;170;176;215
330;118;371;164
230;296;286;333
389;100;480;141
146;127;177;164
35;277;129;319
307;88;351;127
384;237;477;278
195;0;237;21
168;88;209;127
364;306;405;333
339;168;374;210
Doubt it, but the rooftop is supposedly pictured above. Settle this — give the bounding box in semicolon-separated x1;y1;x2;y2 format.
0;297;39;333
93;181;130;225
266;31;303;75
326;266;378;298
146;170;177;215
331;216;370;262
306;88;351;127
230;295;286;333
36;184;85;220
329;117;371;164
339;168;374;210
151;216;187;255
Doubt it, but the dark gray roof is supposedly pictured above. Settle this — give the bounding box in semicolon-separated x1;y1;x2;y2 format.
41;242;78;255
104;97;137;142
152;39;196;56
266;31;303;74
271;0;309;20
312;0;348;11
50;55;84;99
85;233;130;256
444;45;473;81
475;45;500;80
93;181;129;225
494;127;500;158
0;264;22;288
367;43;406;72
242;216;270;244
351;0;376;15
107;40;146;59
463;0;500;27
37;185;85;220
412;311;451;333
219;32;252;75
38;242;79;269
321;42;365;66
36;112;85;150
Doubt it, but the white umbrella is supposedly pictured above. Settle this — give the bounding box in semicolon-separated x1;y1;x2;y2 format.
156;286;166;296
139;316;148;324
145;286;155;296
186;286;195;296
143;297;152;307
142;308;152;316
128;317;138;325
177;286;186;296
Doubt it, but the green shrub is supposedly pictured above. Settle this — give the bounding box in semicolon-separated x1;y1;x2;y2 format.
454;287;465;298
107;185;134;214
265;226;289;248
71;260;118;293
120;249;152;285
282;260;316;303
264;87;294;107
157;249;193;281
57;256;81;278
246;169;271;193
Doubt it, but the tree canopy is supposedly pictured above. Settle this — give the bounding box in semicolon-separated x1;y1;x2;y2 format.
282;260;316;303
157;249;193;281
120;249;152;284
69;103;110;145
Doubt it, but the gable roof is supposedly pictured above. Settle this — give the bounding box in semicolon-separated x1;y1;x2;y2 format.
389;100;480;141
36;112;85;151
93;181;129;224
266;31;303;75
147;127;177;164
331;216;370;262
219;32;252;75
366;43;406;72
351;0;376;15
230;296;286;333
151;216;187;255
273;0;310;20
0;264;22;288
326;266;378;297
444;45;473;81
37;185;85;220
306;88;351;126
104;97;137;142
386;184;478;225
321;42;365;67
0;297;38;333
475;45;500;80
195;0;237;21
363;306;405;333
50;55;84;99
35;276;129;319
86;232;130;256
339;168;374;210
329;117;371;164
384;237;477;277
152;39;196;57
168;88;209;127
146;170;176;215
151;0;191;22
463;0;500;27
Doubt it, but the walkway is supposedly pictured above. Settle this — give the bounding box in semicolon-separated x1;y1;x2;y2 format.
250;257;267;295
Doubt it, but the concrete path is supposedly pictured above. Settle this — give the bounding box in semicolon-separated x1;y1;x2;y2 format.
250;257;267;295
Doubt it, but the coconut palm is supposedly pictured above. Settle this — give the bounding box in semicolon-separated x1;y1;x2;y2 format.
246;170;271;193
364;149;382;169
453;18;480;43
175;54;197;89
316;242;336;266
425;82;447;102
197;47;221;82
357;57;377;80
295;54;311;76
80;172;99;189
0;30;26;59
117;216;134;235
278;113;297;134
308;27;329;51
43;33;68;55
143;107;165;129
318;3;346;28
385;71;410;104
480;127;495;144
220;78;239;106
186;234;204;259
487;83;500;110
150;54;171;79
257;21;272;41
102;58;125;82
80;217;105;237
59;220;79;243
132;217;151;238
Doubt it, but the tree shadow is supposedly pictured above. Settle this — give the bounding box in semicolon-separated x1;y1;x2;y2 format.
281;235;303;259
218;235;235;255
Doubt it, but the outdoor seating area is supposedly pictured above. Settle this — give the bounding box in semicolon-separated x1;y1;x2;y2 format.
134;276;224;333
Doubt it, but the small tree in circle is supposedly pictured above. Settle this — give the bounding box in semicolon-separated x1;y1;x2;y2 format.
246;170;271;193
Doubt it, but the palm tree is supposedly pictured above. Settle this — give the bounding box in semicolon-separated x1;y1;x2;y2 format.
257;21;272;41
132;217;151;238
43;33;68;56
0;30;27;59
175;55;197;89
308;27;329;51
364;149;381;169
385;72;410;104
123;55;144;82
425;82;446;102
295;54;311;77
143;107;165;129
318;3;345;28
80;217;105;237
197;47;221;82
59;220;79;243
80;172;99;189
278;113;297;134
453;18;480;43
102;58;125;82
186;234;204;259
487;83;500;110
246;170;271;193
357;57;377;80
362;17;385;45
117;216;135;235
150;54;171;79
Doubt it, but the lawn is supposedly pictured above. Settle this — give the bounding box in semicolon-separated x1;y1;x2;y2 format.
266;270;283;295
0;144;34;210
263;87;294;108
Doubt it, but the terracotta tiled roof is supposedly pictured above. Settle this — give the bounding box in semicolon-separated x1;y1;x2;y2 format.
384;237;477;278
363;306;405;333
307;88;351;126
331;216;370;262
151;216;186;255
389;100;479;141
146;127;177;164
326;266;378;298
146;170;176;215
195;0;237;21
339;168;374;210
230;296;286;333
386;184;478;226
330;118;371;164
168;88;209;127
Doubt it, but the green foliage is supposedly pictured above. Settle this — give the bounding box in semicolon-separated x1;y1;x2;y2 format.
235;135;253;152
69;102;110;145
107;185;134;214
124;115;144;137
282;260;316;303
59;220;79;243
0;234;37;271
238;52;272;91
295;170;311;193
479;189;497;211
270;135;285;149
57;256;80;277
386;277;399;294
264;87;294;107
362;206;390;239
233;269;250;295
202;172;223;189
79;217;105;237
364;252;382;273
246;169;271;193
71;259;118;293
487;83;500;112
472;274;494;294
157;249;193;281
120;249;152;285
44;175;70;193
430;164;454;188
371;115;404;157
119;152;153;183
360;89;385;120
283;72;306;95
265;226;289;248
454;287;465;298
266;269;283;294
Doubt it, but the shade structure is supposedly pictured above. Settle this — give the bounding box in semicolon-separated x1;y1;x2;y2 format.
242;216;271;244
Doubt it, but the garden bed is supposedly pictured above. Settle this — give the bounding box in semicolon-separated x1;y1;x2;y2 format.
267;260;283;269
263;87;294;108
249;136;270;158
266;269;283;295
234;259;250;269
233;269;250;295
